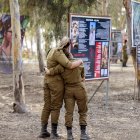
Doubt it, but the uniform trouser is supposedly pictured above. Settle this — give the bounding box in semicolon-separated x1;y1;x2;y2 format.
41;77;64;124
64;85;88;127
41;77;51;124
122;53;128;66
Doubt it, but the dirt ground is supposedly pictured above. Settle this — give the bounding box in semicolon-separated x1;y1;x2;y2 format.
0;58;140;140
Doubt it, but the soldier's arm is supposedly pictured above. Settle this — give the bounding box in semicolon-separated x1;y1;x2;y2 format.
81;68;85;78
81;65;85;81
45;64;64;75
54;50;83;69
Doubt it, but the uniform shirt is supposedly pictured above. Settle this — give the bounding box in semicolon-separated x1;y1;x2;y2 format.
47;48;72;69
122;44;128;59
48;59;85;86
46;48;72;82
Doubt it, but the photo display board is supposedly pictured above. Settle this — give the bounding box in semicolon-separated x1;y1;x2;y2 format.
69;14;111;80
111;30;122;61
0;14;29;74
132;1;140;47
111;30;122;43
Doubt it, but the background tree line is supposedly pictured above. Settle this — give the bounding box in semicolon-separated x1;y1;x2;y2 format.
1;0;140;113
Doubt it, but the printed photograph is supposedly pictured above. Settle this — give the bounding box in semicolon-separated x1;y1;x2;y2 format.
71;20;79;49
89;22;96;46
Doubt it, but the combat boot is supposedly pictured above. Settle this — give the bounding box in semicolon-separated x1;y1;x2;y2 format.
39;123;50;138
80;125;90;140
50;123;61;139
66;127;74;140
122;62;127;67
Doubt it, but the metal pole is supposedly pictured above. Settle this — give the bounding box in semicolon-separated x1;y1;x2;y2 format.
105;79;109;107
88;80;104;103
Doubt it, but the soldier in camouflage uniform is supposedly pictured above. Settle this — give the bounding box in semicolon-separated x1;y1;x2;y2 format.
122;40;128;67
45;54;90;140
39;36;83;139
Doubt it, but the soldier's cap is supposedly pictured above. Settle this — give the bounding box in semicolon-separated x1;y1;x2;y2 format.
58;36;70;50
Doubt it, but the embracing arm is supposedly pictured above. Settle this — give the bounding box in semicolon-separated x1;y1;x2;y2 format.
55;50;83;69
44;64;64;75
81;64;85;81
70;59;83;69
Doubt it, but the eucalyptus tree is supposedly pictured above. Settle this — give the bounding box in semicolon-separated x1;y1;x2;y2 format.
90;0;125;29
108;0;125;29
26;0;97;42
0;0;27;113
20;1;46;72
123;0;140;100
9;0;27;113
19;0;96;70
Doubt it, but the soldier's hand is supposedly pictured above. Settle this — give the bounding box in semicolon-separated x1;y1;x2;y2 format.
82;77;85;82
79;59;83;64
44;67;50;75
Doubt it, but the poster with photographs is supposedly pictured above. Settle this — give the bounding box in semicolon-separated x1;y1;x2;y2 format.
111;30;122;43
69;14;111;80
0;14;29;74
132;1;140;47
111;30;122;63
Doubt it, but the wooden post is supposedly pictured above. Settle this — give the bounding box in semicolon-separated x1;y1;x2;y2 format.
102;0;109;15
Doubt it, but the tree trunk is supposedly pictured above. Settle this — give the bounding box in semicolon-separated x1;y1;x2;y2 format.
9;0;27;113
121;16;126;30
36;27;45;73
24;35;28;50
30;37;34;57
102;0;109;15
123;0;140;100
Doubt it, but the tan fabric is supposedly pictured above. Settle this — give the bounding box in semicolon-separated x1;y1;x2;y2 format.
62;64;84;85
47;59;87;127
41;74;64;124
41;36;72;124
47;48;72;69
48;59;85;86
64;85;88;127
41;76;51;124
46;48;72;83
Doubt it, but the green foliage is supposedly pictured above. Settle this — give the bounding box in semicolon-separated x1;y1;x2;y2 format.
0;0;97;53
0;0;10;13
24;0;96;35
1;0;130;57
108;0;124;29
